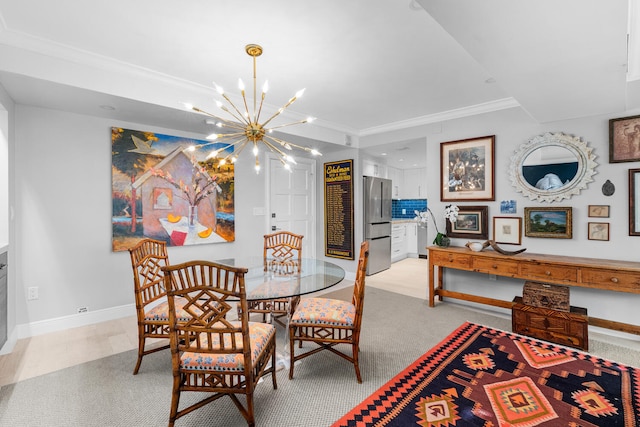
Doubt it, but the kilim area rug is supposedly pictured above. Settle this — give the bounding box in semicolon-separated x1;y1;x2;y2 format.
333;321;640;427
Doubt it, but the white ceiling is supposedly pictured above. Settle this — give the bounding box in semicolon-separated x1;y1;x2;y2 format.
0;0;637;169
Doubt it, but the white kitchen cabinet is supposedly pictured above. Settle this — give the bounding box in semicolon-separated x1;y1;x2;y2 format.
401;167;427;199
391;223;407;262
405;222;418;257
386;166;402;199
362;159;387;178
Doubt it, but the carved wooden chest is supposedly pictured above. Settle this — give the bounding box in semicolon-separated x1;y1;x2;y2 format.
512;296;588;351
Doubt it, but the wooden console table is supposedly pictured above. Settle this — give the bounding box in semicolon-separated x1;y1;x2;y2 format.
428;246;640;336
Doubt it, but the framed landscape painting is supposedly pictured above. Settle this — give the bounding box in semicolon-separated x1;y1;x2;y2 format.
524;207;572;239
440;135;495;202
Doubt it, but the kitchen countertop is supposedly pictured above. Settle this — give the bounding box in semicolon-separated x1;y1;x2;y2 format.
392;219;417;224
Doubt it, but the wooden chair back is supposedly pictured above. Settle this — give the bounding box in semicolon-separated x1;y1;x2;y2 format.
263;231;303;273
164;261;250;366
129;238;169;311
351;240;369;333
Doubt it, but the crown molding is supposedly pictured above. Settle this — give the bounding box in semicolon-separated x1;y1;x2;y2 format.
358;98;521;137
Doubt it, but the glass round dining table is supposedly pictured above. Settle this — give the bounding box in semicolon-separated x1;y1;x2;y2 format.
213;257;346;301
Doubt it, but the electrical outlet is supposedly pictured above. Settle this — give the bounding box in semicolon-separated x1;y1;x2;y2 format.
77;306;88;314
402;208;406;214
27;286;39;300
489;274;497;281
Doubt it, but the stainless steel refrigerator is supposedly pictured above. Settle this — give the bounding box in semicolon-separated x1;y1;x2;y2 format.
363;176;392;275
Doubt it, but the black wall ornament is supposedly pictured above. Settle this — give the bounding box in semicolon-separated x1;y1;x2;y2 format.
602;179;615;196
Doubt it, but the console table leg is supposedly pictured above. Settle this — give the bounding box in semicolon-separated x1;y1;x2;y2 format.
428;260;435;307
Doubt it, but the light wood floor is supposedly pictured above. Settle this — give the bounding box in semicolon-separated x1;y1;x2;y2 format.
0;258;425;387
366;257;428;300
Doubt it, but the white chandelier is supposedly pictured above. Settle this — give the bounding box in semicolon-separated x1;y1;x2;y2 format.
185;44;321;173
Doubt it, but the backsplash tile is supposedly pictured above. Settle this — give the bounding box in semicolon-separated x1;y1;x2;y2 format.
392;199;427;219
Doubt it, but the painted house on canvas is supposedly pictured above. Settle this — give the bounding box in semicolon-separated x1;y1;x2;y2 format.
132;147;220;246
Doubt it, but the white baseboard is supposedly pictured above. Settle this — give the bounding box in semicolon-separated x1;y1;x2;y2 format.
15;303;136;339
0;329;18;355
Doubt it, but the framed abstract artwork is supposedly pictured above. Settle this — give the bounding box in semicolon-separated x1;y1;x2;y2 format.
111;127;236;251
440;135;495;201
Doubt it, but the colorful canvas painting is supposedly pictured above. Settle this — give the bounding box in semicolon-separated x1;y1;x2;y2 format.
111;127;235;251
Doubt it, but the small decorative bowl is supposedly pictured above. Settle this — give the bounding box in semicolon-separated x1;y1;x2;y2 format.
466;241;485;252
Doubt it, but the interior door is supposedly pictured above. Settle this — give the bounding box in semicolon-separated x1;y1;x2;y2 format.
267;155;316;258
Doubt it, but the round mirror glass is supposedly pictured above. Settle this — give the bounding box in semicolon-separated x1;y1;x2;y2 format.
509;132;597;202
522;146;579;189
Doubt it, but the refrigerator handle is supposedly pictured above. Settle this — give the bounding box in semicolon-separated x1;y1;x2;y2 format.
380;181;384;218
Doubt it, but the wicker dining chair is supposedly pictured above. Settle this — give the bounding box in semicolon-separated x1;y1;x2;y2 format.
246;231;303;326
163;260;277;427
129;238;188;375
288;241;369;383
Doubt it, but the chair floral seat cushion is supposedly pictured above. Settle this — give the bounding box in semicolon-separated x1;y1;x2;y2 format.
180;322;276;372
291;297;355;326
144;297;191;322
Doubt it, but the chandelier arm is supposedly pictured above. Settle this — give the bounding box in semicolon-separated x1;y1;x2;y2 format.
266;135;312;152
240;89;251;123
219;105;250;127
255;92;266;125
267;119;309;131
212;132;246;140
192;108;246;131
260;109;284;128
262;138;289;158
228;140;249;159
221;94;250;125
261;93;302;127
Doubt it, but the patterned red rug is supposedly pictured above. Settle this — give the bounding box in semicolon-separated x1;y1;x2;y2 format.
333;322;640;427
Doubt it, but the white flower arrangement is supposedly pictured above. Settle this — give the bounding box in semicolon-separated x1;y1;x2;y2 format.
444;204;459;223
414;204;459;246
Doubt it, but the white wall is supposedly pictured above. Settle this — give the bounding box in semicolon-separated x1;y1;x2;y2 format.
419;106;640;332
12;105;277;328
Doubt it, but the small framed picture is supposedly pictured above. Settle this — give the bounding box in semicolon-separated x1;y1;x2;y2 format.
588;205;609;218
524;207;572;239
609;114;640;163
446;205;489;239
493;216;522;245
588;222;609;241
500;200;517;214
